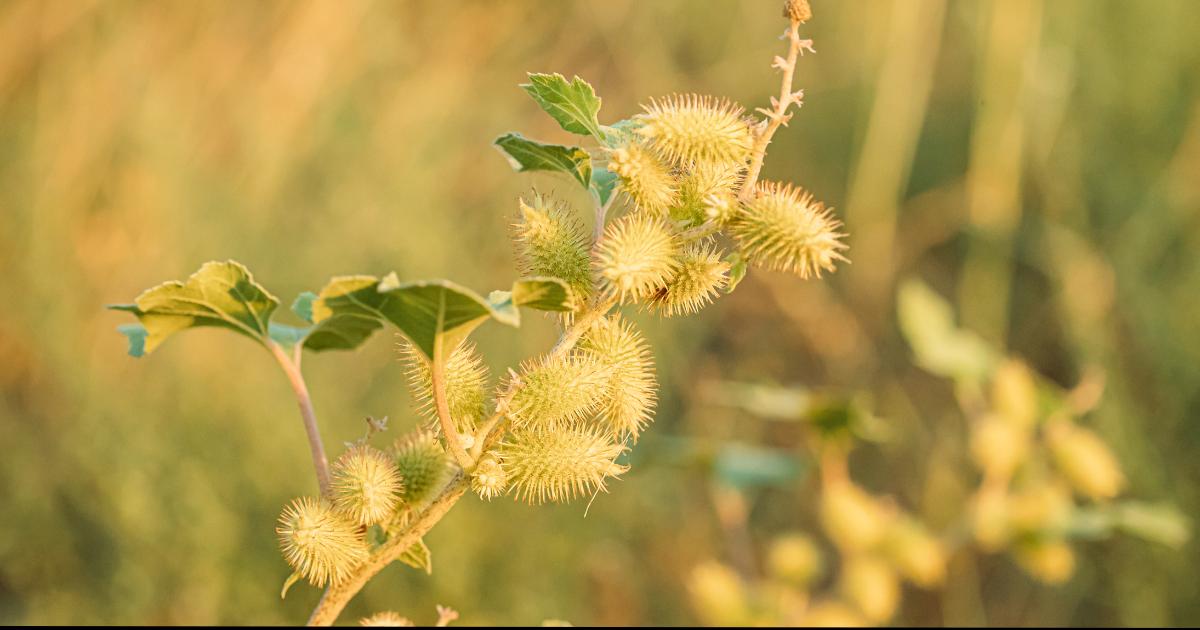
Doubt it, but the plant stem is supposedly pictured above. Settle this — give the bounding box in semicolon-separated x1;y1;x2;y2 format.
431;354;474;469
307;471;470;626
740;18;808;201
269;341;332;499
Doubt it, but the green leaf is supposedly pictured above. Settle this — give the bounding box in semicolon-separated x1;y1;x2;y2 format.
397;538;432;575
379;278;522;363
291;291;317;323
723;252;748;294
107;260;279;356
713;443;804;489
600;118;642;148
512;277;574;312
304;275;387;352
521;73;603;138
494;132;592;188
268;322;310;348
590;164;618;206
897;279;997;382
116;323;148;357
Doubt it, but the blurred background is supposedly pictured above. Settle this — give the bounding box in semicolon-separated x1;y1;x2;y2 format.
2;0;1198;625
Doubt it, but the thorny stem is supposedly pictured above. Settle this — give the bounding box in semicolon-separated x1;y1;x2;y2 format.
740;18;811;201
431;353;474;470
269;341;332;499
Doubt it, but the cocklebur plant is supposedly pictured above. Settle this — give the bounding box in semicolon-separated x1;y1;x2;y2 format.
108;2;841;625
686;280;1189;627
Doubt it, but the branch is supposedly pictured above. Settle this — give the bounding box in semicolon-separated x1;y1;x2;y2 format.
269;341;332;499
431;353;474;469
740;18;813;201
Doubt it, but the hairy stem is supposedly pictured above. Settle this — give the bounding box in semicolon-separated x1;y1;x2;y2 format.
431;353;474;469
740;18;808;200
269;341;332;499
307;471;470;626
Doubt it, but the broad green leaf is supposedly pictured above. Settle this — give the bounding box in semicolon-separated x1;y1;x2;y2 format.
897;279;997;382
304;275;387;352
600;118;642;148
377;278;520;363
590;164;618;207
521;73;603;138
494;132;592;188
108;260;279;356
397;538;432;574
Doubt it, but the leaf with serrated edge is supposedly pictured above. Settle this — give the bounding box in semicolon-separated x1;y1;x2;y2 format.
521;73;603;138
512;277;573;312
107;260;278;356
494;132;592;188
304;275;387;352
397;538;432;574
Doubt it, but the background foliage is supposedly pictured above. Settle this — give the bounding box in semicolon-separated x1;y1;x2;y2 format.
1;0;1198;625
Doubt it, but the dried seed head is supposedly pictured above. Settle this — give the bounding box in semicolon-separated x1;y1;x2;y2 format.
607;141;679;215
578;315;657;441
513;193;593;304
471;453;508;501
392;430;453;505
400;338;488;434
499;423;628;504
276;497;368;587
596;213;681;303
506;355;611;429
649;242;730;317
839;556;900;624
885;519;947;588
673;161;744;226
636;94;754;167
731;181;847;278
1046;421;1125;500
1015;539;1076;584
820;481;891;553
360;612;415;627
766;533;822;586
331;445;404;526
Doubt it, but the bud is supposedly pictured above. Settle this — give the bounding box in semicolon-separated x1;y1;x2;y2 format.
801;600;866;628
673;161;744;226
471;453;508;501
820;482;890;553
1046;421;1125;501
648;243;730;317
391;431;453;505
687;561;750;626
513;193;593;304
1015;539;1076;584
839;556;899;623
636;94;754;168
884;519;947;588
607;141;679;216
500;423;628;504
970;489;1011;552
731;181;847;279
970;414;1030;479
992;358;1039;428
766;533;822;586
783;0;812;23
276;497;368;587
401;339;488;434
1008;480;1073;534
507;355;611;429
331;445;404;526
360;611;415;627
596;213;681;303
577;315;657;441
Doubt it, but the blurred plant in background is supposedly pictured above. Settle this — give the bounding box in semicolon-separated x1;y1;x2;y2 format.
1;0;1198;626
687;280;1188;626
